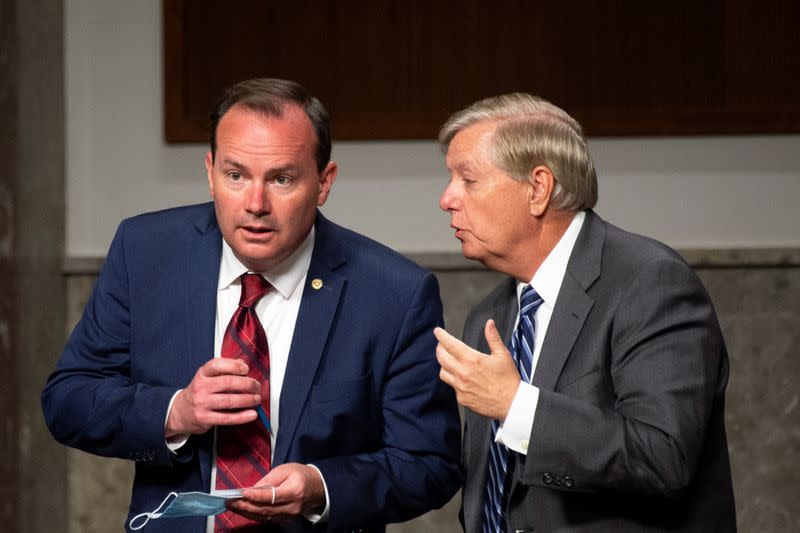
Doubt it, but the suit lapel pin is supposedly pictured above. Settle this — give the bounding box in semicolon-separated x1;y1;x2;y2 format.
311;278;323;290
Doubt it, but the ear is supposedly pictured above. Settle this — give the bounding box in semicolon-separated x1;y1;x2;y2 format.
205;151;215;199
528;165;555;216
316;161;338;206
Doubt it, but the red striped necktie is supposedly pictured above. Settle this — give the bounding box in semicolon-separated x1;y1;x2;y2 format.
215;273;272;532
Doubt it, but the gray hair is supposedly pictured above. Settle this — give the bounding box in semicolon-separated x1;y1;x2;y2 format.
439;93;598;211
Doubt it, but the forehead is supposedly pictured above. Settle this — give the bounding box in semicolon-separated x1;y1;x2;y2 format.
446;120;497;170
215;104;316;162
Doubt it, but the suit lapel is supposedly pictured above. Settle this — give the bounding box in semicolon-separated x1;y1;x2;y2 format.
273;214;346;465
472;278;518;448
531;274;594;390
532;210;604;391
184;204;222;489
492;278;519;349
463;279;516;532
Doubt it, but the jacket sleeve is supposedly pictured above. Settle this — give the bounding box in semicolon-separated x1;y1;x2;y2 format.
311;273;464;529
41;220;180;467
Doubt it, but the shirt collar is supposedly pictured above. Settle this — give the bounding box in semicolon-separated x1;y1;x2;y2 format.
517;210;586;308
218;226;316;299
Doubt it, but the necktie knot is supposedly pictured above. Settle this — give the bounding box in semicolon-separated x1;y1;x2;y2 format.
239;273;270;309
515;284;543;380
520;284;542;316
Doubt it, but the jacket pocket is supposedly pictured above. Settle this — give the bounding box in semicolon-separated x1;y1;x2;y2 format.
310;371;372;404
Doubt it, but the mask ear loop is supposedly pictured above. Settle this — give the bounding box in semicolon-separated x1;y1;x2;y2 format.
128;492;178;530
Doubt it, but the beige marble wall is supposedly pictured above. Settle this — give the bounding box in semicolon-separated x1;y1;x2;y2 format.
3;2;67;533
62;250;800;532
65;276;135;533
697;267;800;533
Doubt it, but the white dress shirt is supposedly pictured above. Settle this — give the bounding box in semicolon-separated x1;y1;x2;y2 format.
163;227;329;531
208;227;331;531
496;211;586;454
212;228;314;457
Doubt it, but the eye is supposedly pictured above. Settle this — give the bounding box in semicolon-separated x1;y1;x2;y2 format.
273;175;291;186
460;172;477;187
227;171;242;181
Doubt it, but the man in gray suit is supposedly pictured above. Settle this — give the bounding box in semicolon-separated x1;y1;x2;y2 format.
434;93;736;532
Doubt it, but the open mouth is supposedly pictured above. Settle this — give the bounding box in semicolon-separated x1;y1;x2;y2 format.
241;226;275;238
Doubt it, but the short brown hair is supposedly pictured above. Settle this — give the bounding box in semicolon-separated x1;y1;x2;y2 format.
210;78;332;173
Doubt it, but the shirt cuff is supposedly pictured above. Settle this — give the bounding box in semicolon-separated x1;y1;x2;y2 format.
495;381;539;455
164;389;190;452
303;464;330;523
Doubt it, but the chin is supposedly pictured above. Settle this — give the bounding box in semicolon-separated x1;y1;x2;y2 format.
459;243;486;263
234;245;280;271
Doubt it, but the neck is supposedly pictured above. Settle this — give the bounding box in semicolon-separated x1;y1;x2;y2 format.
503;209;575;282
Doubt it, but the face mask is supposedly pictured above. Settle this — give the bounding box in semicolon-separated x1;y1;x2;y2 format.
128;488;244;530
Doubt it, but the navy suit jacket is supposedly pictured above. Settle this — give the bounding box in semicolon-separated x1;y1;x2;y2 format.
42;203;462;532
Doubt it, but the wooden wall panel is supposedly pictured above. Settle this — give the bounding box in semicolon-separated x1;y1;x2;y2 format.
164;0;800;141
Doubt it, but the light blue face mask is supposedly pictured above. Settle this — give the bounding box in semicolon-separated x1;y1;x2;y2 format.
128;488;244;530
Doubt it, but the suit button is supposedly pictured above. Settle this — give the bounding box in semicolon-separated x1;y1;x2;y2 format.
542;472;553;484
563;475;574;488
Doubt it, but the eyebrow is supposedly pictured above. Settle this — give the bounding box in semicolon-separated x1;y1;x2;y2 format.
221;159;247;171
269;164;301;175
453;161;476;175
220;159;301;175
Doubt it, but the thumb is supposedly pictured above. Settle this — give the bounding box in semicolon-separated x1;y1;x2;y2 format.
263;463;293;486
484;320;507;355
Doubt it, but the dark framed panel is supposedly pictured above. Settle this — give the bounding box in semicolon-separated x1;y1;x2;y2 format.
164;0;800;141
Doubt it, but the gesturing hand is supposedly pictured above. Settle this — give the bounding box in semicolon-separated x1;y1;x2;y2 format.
434;319;521;421
165;358;261;437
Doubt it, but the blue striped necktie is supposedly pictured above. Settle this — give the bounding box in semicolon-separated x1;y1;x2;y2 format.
483;284;543;533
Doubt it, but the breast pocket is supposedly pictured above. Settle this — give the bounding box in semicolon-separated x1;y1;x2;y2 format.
557;367;608;401
308;371;375;450
311;371;372;405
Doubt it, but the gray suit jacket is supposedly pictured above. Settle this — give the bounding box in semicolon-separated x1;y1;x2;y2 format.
460;210;735;532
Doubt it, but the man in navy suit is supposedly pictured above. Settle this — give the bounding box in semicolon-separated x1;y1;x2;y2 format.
42;78;462;532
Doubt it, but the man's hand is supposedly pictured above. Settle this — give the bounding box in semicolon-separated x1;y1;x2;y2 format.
434;320;521;420
165;358;261;437
227;463;326;524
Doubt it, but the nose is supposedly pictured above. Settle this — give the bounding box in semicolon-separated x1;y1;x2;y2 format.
439;180;460;212
245;181;270;215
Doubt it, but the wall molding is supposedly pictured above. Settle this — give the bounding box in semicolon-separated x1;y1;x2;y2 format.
64;247;800;275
